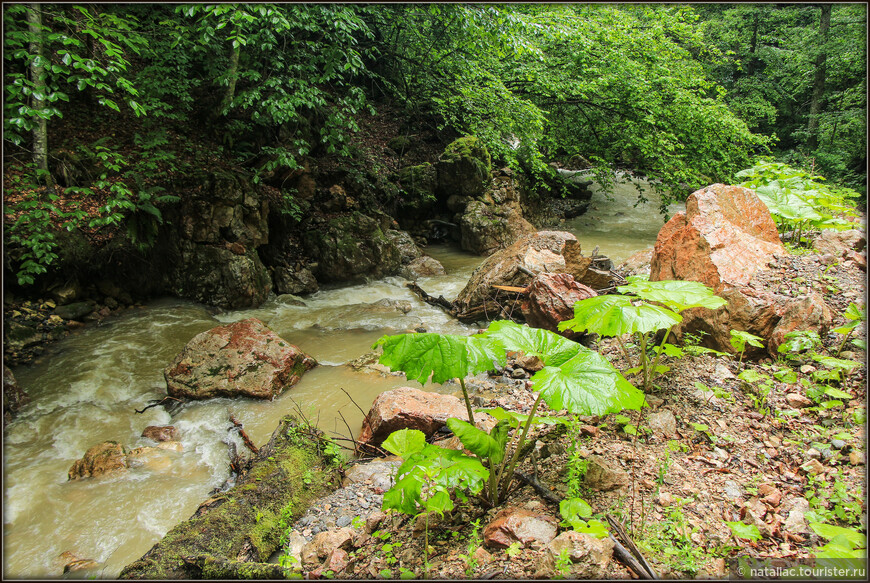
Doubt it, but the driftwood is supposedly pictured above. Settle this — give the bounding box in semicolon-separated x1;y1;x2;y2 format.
229;414;259;455
513;470;561;505
406;282;455;313
134;396;182;414
606;514;659;579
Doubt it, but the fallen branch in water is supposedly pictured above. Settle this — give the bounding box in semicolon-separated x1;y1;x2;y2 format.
406;281;456;314
229;414;259;455
135;396;182;414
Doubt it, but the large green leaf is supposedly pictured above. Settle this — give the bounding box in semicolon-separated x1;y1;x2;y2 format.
446;418;509;465
559;295;681;337
483;320;581;367
530;350;645;415
618;278;727;312
810;523;867;549
374;332;505;384
382;428;426;458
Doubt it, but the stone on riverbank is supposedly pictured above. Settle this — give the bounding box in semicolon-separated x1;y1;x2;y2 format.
357;387;489;450
164;318;316;401
453;230;597;322
520;272;596;337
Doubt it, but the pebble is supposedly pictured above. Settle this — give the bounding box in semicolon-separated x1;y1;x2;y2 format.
723;480;742;501
831;439;846;450
805;448;822;460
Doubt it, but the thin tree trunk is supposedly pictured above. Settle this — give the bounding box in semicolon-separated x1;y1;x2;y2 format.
807;4;831;151
219;33;241;115
26;3;51;184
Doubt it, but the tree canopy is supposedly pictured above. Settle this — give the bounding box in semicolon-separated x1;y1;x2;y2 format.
3;3;866;285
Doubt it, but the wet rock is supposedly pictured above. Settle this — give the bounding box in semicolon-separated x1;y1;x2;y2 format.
543;531;614;579
126;446;174;472
141;425;179;442
400;256;446;279
371;298;412;314
457;176;536;256
520;272;597;337
583;455;629;492
52;301;95;321
164;318;316;400
649;184;785;291
453;231;594;321
59;551;99;574
436;136;491;199
68;441;129;480
386;230;423;265
272;266;318;295
357;387;489;449
482;507;558;549
49;282;81;305
303;212;403;284
647;410;677;438
168;242;272;309
3;365;30;423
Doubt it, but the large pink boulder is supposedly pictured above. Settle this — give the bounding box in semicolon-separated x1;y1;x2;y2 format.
357;387;486;449
649;184;785;291
164;318;316;400
521;272;597;336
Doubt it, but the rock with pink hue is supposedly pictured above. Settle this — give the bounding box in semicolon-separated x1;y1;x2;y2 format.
619;247;654;277
357;387;489;449
310;548;349;579
68;441;129;480
813;228;865;258
454;231;593;321
482;507;558;549
164;318;316;400
649;184;785;292
521;272;597;336
675;288;832;357
141;425;179;442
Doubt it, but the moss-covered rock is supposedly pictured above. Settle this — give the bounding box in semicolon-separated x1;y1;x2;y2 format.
119;416;341;579
302;212;402;283
436;136;491;198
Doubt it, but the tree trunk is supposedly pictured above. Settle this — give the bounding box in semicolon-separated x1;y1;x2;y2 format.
219;33;241;115
807;4;831;151
26;3;51;184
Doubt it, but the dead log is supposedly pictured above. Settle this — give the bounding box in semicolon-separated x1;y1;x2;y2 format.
406;282;456;314
229;414;259;455
119;416;341;579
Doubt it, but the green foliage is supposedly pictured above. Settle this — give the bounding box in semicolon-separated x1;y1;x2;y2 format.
725;522;762;542
729;330;765;363
560;498;609;538
777;330;823;359
560;279;726;390
376;320;641;508
833;303;866;357
458;520;483;577
736;161;860;244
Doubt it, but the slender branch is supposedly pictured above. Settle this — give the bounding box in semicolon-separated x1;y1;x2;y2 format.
498;391;545;503
458;377;476;425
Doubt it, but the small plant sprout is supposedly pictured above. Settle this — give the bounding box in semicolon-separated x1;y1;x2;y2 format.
559;278;726;391
833;302;866;356
729;330;765;363
725;521;762;543
560;497;609;538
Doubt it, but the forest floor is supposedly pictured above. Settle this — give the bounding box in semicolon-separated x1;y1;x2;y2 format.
279;239;867;580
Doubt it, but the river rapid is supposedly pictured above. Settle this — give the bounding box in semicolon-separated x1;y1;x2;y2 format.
3;176;682;578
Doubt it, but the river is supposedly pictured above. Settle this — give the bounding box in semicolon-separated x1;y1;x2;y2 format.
2;176;681;578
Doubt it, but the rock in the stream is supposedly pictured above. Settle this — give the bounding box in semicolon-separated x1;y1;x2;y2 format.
68;441;129;480
4;365;30;423
357;387;489;449
482;507;558;549
400;256;446;279
164;318;316;400
141;425;180;442
457;176;536;256
520;272;597;336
